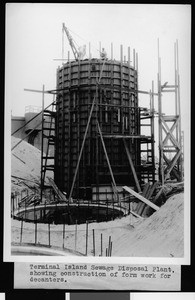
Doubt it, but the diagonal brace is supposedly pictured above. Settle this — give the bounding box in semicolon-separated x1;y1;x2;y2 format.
123;139;141;193
161;117;180;149
68;94;97;201
97;120;118;193
164;149;182;180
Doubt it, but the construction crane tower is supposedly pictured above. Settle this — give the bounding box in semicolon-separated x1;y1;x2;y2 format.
62;23;80;61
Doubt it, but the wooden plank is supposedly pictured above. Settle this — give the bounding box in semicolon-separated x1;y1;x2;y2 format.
47;177;67;202
138;90;158;96
162;117;180;148
164;149;182;180
138;182;159;216
97;121;118;191
162;115;177;121
143;182;151;197
133;49;136;69
111;42;113;60
103;134;150;139
129;209;143;219
24;88;57;94
123;186;160;211
147;182;159;199
68;93;97;201
136;182;150;214
128;46;131;67
111;182;118;203
163;154;180;181
162;89;176;93
123;139;141;193
152;186;164;203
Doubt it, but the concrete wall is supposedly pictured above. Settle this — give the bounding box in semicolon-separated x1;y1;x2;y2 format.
11;116;26;140
25;112;42;132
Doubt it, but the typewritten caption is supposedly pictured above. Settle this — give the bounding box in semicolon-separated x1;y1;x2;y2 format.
14;263;181;290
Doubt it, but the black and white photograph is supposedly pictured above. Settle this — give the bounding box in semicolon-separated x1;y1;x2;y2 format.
4;3;191;263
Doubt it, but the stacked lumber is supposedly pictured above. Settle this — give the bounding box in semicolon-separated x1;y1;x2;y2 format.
123;181;184;218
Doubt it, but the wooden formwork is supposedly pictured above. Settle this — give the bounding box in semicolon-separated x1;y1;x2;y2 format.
55;58;154;199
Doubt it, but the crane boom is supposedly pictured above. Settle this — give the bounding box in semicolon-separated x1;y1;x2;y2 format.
62;23;79;60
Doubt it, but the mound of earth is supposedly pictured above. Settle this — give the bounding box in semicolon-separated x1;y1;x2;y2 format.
11;136;53;193
12;137;42;182
112;193;184;257
11;137;184;258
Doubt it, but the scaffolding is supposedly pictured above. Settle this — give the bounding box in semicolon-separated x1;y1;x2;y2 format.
14;36;183;212
40;101;56;189
157;39;183;184
54;42;157;203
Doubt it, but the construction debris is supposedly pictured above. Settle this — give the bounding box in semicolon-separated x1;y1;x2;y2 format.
47;177;67;202
123;186;160;211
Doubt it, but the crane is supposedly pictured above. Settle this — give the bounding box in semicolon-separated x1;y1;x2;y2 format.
62;23;85;61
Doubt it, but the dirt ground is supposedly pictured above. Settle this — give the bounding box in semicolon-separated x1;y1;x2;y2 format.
11;137;184;257
11;137;53;193
11;192;184;257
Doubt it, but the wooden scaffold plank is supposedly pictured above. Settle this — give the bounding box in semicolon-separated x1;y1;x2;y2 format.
123;186;160;211
123;139;141;193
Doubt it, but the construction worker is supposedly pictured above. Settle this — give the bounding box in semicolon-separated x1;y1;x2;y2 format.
100;48;107;60
78;45;86;60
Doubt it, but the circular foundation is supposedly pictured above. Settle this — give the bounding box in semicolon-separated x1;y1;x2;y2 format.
14;203;126;225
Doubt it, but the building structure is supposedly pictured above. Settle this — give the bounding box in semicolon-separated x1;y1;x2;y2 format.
11;105;54;155
54;56;155;201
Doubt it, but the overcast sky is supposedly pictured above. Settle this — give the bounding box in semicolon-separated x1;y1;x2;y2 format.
5;3;191;133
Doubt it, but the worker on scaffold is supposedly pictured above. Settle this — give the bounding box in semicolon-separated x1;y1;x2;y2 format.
100;48;107;60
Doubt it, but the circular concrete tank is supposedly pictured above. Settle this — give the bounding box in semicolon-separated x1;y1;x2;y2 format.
55;58;140;199
14;203;126;225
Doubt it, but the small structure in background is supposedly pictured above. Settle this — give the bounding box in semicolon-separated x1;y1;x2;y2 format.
11;105;54;155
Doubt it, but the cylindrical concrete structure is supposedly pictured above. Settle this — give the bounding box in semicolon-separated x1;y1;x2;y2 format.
55;58;141;199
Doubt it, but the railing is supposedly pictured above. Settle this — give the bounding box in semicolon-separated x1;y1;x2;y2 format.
25;105;42;113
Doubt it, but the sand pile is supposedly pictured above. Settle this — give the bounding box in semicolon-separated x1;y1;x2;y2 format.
12;136;42;184
12;193;184;257
112;193;184;257
11;136;55;194
11;137;184;257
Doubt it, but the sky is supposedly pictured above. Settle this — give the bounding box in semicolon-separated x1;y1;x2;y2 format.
5;3;191;132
